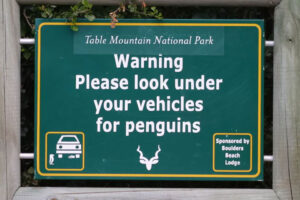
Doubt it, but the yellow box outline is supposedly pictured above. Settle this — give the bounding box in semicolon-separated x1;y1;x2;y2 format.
212;133;252;172
36;22;262;178
45;132;85;171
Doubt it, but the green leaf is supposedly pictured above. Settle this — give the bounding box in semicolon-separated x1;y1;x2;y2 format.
71;4;78;12
86;3;93;9
71;17;77;23
82;0;92;9
23;51;31;60
85;14;95;21
82;0;89;6
41;12;47;18
71;25;79;31
27;167;34;174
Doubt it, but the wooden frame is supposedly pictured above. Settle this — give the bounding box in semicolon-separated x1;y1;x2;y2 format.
0;0;20;199
1;0;299;199
16;0;281;6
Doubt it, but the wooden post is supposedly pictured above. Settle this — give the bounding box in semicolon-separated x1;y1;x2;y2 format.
0;0;21;199
5;0;300;199
0;0;7;198
273;0;300;199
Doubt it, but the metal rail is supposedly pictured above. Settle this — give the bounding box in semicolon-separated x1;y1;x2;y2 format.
264;155;273;162
20;153;34;159
20;38;35;45
19;153;273;162
20;38;275;47
265;40;274;47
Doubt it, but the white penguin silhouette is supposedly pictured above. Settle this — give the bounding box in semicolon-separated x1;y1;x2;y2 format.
49;154;55;165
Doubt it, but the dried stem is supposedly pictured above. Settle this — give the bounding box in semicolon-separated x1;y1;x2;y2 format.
23;8;35;31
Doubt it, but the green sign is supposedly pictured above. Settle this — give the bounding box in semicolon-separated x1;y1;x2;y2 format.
35;19;264;180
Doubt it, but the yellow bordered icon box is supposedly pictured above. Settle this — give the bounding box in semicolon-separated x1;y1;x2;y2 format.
45;132;85;171
213;133;252;172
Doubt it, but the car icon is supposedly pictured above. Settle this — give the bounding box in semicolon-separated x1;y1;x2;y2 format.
56;135;82;159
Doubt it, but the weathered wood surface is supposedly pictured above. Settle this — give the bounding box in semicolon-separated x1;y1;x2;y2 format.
16;0;280;7
0;0;7;198
0;0;21;199
13;187;278;200
1;0;299;200
273;0;300;199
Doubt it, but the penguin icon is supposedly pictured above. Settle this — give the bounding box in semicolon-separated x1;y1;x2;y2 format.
49;154;55;165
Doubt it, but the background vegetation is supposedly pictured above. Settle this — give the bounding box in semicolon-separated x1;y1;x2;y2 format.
20;1;274;188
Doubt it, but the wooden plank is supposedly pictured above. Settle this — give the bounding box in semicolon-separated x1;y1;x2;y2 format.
273;0;300;199
0;0;8;199
16;0;281;7
13;187;278;200
1;0;21;199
